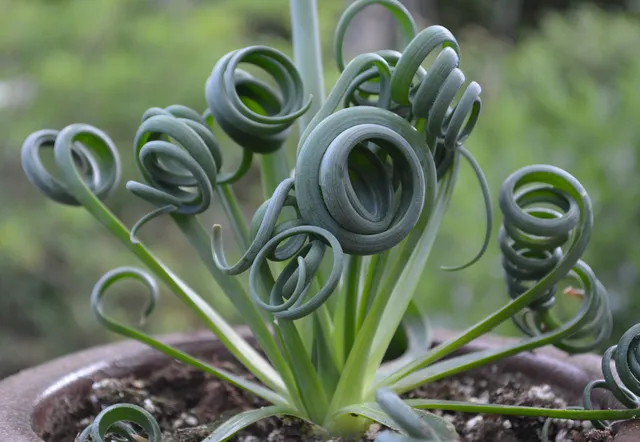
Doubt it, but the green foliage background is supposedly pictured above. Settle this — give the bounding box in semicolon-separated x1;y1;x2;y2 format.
1;0;639;377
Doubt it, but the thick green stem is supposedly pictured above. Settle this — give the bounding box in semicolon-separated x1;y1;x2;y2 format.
217;185;250;250
343;255;361;360
355;253;387;333
290;0;325;134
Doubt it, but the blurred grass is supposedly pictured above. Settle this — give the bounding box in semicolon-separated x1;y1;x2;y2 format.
1;0;640;376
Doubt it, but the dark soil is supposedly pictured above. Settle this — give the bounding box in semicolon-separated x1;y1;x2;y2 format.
43;355;614;442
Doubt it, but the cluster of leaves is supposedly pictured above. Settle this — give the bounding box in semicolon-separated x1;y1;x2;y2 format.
0;0;346;377
415;6;640;340
4;1;640;380
19;0;640;440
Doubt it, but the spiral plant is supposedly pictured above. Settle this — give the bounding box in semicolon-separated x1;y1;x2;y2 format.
20;0;640;441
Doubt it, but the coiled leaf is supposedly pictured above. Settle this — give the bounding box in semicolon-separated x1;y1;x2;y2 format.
77;404;162;442
21;125;121;207
499;165;611;352
296;106;434;255
249;225;345;320
583;323;640;429
205;46;311;154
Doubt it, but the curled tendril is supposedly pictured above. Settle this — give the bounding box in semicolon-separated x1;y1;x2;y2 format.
582;323;640;430
91;267;158;331
249;225;344;320
372;22;480;153
77;404;162;442
439;146;492;272
333;0;422;119
212;177;303;275
125;105;225;242
21;125;121;206
249;191;305;262
498;165;611;352
296;106;436;255
342;50;405;110
90;267;285;404
205;46;311;154
334;5;489;265
374;388;446;442
334;0;417;74
299;52;393;151
341;49;422;123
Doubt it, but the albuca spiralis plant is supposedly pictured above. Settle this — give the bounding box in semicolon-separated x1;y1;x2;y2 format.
19;0;640;441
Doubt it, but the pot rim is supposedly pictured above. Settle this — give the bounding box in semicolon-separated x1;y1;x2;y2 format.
0;328;629;442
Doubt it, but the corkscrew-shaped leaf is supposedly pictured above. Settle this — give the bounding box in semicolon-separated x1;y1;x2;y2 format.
296;106;434;255
90;267;286;404
582;323;640;429
22;125;120;207
498;165;611;352
249;225;345;320
77;404;162;442
211;177;301;275
205;45;311;154
125;105;227;242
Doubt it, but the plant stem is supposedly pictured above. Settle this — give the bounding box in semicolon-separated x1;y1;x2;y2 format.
171;215;292;393
327;158;450;416
290;0;325;134
62;185;284;393
217;185;250;250
355;253;387;333
343;255;361;360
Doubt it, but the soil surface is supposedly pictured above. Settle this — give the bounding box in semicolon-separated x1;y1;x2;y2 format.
40;354;614;442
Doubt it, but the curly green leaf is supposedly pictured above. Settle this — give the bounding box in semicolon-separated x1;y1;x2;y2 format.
205;46;311;154
249;225;344;320
90;267;287;405
77;404;162;442
334;0;417;73
296;106;434;255
582;323;640;429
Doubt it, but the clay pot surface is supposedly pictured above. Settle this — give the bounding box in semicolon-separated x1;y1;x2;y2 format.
0;329;636;441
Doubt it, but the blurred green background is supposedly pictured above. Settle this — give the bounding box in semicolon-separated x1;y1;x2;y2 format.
2;0;640;378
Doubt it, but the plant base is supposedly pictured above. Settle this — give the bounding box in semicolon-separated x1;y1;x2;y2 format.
53;356;612;442
0;329;634;442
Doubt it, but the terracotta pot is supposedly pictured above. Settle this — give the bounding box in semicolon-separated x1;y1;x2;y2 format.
0;329;637;441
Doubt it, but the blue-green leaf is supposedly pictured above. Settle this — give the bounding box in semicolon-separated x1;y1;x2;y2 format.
202;406;306;442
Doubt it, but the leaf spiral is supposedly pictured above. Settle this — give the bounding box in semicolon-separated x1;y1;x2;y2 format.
333;1;419;121
212;177;304;275
330;3;489;264
498;165;611;352
77;404;162;442
205;45;311;154
582;323;640;429
249;189;306;262
296;106;436;255
334;0;417;74
395;31;480;151
125;105;227;241
249;225;345;320
341;50;408;111
91;266;158;331
21;125;121;206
